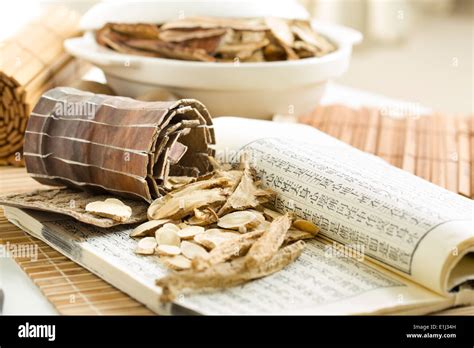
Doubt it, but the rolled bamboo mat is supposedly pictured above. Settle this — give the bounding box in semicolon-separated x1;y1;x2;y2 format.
299;105;474;199
0;6;90;167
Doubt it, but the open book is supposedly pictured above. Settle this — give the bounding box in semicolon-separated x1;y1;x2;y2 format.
4;117;474;315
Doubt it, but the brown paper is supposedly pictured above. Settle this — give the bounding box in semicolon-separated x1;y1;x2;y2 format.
0;188;148;227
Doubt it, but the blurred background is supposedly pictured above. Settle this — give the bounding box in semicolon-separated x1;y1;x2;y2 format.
1;0;472;114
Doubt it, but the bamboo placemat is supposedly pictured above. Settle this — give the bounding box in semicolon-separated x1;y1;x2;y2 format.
299;105;474;199
0;168;153;315
0;105;473;315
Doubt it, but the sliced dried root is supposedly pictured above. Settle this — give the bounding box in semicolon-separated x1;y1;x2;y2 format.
217;211;261;231
180;240;209;260
85;198;132;222
164;176;197;191
161;255;192;271
262;208;282;221
135;237;158;255
245;213;292;268
193;228;240;250
187;206;219;226
177;226;204;239
217;167;274;216
285;228;315;243
147;176;232;219
157;240;306;301
192;229;264;271
156;244;181;256
148;187;228;220
130;219;171;237
155;225;181;247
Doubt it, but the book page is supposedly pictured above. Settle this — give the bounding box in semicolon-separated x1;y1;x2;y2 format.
213;117;474;294
4;207;450;315
179;238;449;315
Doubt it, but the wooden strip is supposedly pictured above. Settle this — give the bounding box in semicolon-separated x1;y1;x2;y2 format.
402;116;417;174
431;115;446;188
339;106;354;145
352;107;370;150
324;105;343;138
457;117;471;197
444;116;458;193
363;108;380;154
416;117;431;181
376;115;397;165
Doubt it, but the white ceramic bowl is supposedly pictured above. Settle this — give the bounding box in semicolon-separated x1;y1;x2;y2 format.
65;1;362;118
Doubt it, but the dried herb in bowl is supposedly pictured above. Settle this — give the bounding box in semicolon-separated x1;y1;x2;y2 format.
96;16;336;62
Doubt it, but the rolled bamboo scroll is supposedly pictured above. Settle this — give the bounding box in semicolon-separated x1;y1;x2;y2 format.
23;87;216;202
0;6;89;166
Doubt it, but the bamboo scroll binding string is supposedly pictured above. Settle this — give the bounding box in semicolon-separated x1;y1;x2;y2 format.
23;87;216;202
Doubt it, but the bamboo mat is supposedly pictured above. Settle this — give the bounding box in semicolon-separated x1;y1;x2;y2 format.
299;105;474;199
0;169;153;315
0;105;473;314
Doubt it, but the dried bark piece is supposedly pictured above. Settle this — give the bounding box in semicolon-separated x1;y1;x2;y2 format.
217;211;261;231
163;176;196;191
97;18;335;62
217;168;274;216
293;40;318;58
241;49;265;62
285;228;315;243
97;27;162;57
263;42;286;61
292;219;319;235
148;176;231;219
109;23;160;39
177;226;205;239
130;219;172;237
0;188;147;228
216;39;269;59
156;240;305;301
264;17;294;47
156;244;181;256
160;16;267;31
262;208;282;221
125;38;216;62
245;213;292;268
161;255;192;270
85;199;132;222
135;237;157;255
192;229;264;270
155;226;181;246
159;28;228;42
148;188;228;220
291;20;335;54
180;240;209;260
193;228;240;250
187;205;219;226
